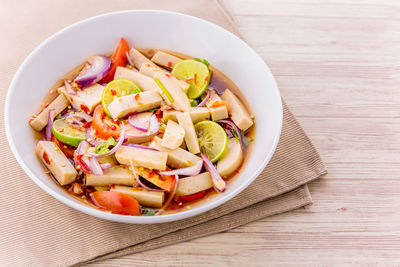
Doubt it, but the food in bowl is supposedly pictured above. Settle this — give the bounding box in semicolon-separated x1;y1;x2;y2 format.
29;37;255;216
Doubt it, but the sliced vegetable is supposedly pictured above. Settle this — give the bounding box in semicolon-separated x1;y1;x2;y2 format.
101;78;141;117
90;191;140;216
125;50;134;66
52;135;75;158
197;90;210;107
156;174;179;216
92;105;120;139
125;144;158;151
154;77;174;102
64;80;77;95
74;140;91;173
100;162;112;170
218;119;245;148
65;112;93;127
75;56;112;88
129;158;165;192
171;59;210;99
160;160;203;177
194;120;227;163
88;156;103;176
201;153;226;192
52;118;86;147
111;185;165;208
99;37;129;84
125;114;159;138
190;99;198;107
85;130;103;147
180;190;206;202
217;138;243;177
128;112;153;132
94;137;117;155
46;109;55;141
141;207;157;216
176;172;213;196
89;123;125;158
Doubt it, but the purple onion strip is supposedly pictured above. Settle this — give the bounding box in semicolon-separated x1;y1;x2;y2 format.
100;163;112;170
129;158;165;192
128;112;152;132
124;144;158;151
74;55;111;88
218;119;245;148
201;153;226;192
126;51;134;66
89;123;125;157
45;109;55;141
197;90;210;107
160;160;203;176
88;156;104;176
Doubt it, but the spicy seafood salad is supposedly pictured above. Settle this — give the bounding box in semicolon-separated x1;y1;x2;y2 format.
29;38;254;216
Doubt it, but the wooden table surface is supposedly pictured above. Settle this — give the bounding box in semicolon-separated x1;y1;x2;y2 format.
90;0;400;265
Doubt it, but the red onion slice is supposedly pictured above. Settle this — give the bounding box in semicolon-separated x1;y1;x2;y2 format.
85;129;103;147
124;144;158;151
64;80;77;95
128;112;153;132
126;51;134;66
129;158;165;192
66;116;84;126
225;128;234;138
45;109;55;141
125;114;160;138
70;112;93;122
201;153;226;192
197;90;210;107
74;140;90;173
74;55;111;88
89;123;125;157
75;140;89;159
218;119;245;148
100;163;112;170
155;174;179;216
160;160;203;176
88;156;104;176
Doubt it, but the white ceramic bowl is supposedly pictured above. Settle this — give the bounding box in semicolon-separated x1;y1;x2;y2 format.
5;10;282;224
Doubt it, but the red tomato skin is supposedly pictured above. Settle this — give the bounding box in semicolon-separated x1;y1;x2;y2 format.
100;38;129;83
180;190;206;202
90;191;140;216
92;105;120;139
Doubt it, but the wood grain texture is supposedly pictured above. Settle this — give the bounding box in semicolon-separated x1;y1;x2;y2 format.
87;0;400;265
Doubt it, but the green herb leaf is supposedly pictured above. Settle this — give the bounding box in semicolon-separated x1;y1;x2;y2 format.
141;207;157;216
94;137;117;154
190;99;198;107
242;130;252;146
232;129;240;141
193;58;210;68
148;107;158;113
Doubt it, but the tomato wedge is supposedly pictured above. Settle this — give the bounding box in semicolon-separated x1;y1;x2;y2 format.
92;105;120;139
180;190;206;202
51;135;75;158
136;168;176;192
100;37;129;83
90;191;140;216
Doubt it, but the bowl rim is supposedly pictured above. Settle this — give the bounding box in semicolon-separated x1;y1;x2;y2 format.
4;9;282;224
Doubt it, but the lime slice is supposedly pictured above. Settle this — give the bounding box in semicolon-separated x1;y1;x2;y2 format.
194;120;227;163
102;78;142;117
171;59;210;99
52;119;86;147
